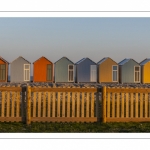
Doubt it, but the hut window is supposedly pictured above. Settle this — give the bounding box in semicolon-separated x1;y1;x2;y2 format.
112;65;118;82
47;64;52;81
24;64;30;81
134;66;140;82
0;64;6;80
68;65;74;82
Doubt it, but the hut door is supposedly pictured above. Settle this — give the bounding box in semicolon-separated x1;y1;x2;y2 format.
68;65;74;82
0;64;6;81
134;66;140;82
47;64;52;81
24;64;30;81
90;65;97;82
112;65;118;82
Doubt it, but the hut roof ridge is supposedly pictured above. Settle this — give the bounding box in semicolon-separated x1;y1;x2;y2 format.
0;56;9;64
11;56;31;64
75;57;96;65
54;56;74;64
97;57;118;65
119;58;139;65
140;58;150;65
33;56;53;64
97;57;108;64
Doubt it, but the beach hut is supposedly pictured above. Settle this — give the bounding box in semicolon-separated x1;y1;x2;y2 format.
119;58;140;84
0;56;9;82
33;56;53;82
10;56;31;82
54;57;75;83
97;57;119;83
75;57;97;83
140;58;150;83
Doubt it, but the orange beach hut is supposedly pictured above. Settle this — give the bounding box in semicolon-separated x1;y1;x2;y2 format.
0;56;9;82
33;56;53;82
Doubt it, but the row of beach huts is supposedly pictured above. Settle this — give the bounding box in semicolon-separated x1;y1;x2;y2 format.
0;56;150;84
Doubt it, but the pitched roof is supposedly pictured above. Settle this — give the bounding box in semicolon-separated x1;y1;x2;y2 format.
0;56;9;64
97;57;108;65
118;58;139;65
140;58;150;65
75;57;96;65
54;57;74;64
75;58;86;64
33;56;53;64
11;56;31;64
118;58;130;65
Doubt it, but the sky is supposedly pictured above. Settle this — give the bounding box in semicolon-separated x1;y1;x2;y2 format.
1;17;150;75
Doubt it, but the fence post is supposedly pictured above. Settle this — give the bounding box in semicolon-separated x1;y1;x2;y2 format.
26;86;31;125
102;86;106;123
96;89;100;122
21;87;26;122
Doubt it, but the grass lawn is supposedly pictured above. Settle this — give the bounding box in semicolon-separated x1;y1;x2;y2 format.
0;122;150;132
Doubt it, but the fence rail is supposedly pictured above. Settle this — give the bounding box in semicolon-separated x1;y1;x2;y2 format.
0;86;150;124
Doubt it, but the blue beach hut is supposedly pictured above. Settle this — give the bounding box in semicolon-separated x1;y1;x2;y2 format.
75;57;97;83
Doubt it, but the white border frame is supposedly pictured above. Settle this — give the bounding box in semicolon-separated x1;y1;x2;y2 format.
134;65;140;83
112;65;118;82
24;64;30;81
68;64;74;82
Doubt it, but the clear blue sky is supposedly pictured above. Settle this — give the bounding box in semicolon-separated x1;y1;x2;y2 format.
1;17;150;74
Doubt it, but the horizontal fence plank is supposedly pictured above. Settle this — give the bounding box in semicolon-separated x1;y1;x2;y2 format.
31;87;99;92
106;88;150;93
31;117;98;122
106;118;150;122
0;117;24;122
0;87;22;92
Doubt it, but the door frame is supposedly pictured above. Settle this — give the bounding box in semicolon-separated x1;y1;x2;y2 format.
134;66;140;83
90;65;97;82
24;64;30;81
0;64;6;81
112;65;118;82
68;64;74;82
46;64;52;81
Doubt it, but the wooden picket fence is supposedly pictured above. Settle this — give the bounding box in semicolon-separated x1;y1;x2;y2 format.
1;86;150;124
0;87;26;122
26;87;101;124
102;86;150;122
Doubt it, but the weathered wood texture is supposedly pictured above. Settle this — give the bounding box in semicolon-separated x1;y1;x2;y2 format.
27;87;99;123
2;86;150;124
0;87;25;122
104;87;150;123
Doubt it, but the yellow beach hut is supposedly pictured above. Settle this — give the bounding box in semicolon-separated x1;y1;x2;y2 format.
140;58;150;83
